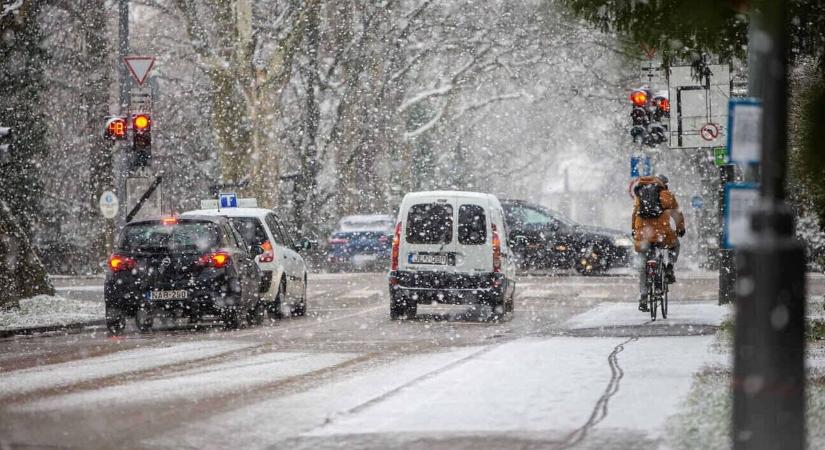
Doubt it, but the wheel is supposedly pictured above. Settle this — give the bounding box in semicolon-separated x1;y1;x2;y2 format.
106;309;126;336
488;294;507;321
222;307;244;330
291;275;307;317
390;293;415;320
661;282;669;319
648;285;657;321
248;301;266;326
135;307;154;332
575;244;608;275
268;280;285;319
505;291;515;313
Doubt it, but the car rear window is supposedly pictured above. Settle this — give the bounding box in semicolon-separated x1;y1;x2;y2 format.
229;217;269;248
458;204;487;245
118;221;222;253
406;203;453;244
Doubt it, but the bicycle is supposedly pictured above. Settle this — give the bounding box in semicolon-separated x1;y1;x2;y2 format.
644;246;669;320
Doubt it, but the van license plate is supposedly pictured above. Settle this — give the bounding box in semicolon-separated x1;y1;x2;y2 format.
409;253;448;265
149;290;188;300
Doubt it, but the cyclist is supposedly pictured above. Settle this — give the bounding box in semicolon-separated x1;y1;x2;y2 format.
632;174;686;312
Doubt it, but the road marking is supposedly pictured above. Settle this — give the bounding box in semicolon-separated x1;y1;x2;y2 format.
0;340;253;398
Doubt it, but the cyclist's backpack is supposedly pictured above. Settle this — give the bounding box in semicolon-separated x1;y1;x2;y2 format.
636;183;664;218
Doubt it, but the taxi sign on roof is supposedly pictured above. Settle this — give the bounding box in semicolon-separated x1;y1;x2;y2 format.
200;197;258;209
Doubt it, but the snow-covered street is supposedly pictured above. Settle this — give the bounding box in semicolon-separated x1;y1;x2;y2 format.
5;271;813;449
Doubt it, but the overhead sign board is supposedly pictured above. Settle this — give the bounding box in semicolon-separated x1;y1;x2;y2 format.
727;98;763;165
124;56;156;86
99;190;119;219
668;64;730;149
723;182;760;249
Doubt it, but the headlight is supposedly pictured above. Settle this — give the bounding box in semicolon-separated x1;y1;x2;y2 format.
613;236;634;247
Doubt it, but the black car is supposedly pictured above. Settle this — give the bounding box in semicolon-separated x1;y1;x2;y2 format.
104;216;264;334
501;200;634;274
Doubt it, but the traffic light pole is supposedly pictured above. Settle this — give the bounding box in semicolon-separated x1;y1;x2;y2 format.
733;1;806;448
115;0;129;230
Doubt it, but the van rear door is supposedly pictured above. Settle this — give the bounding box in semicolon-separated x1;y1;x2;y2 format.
401;198;457;272
454;201;493;273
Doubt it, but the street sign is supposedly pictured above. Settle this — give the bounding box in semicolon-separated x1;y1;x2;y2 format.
219;193;238;208
99;190;118;219
700;123;720;141
668;64;730;149
714;147;728;167
691;196;704;209
727;98;763;165
630;155;652;178
723;182;760;249
124;56;156;86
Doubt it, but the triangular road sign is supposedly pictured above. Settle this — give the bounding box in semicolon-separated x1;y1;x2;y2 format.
124;56;156;86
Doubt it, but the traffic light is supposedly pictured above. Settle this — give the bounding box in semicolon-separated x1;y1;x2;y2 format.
628;87;669;147
132;113;151;168
104;116;127;140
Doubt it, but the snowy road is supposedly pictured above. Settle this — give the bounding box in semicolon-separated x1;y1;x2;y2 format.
1;271;817;449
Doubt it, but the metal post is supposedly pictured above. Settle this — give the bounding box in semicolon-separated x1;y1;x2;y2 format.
733;1;806;448
115;0;129;229
718;163;736;305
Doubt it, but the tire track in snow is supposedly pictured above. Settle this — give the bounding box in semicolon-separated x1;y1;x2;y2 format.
552;336;639;450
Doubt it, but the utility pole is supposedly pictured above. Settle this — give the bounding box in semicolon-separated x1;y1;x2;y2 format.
733;1;807;449
116;0;129;230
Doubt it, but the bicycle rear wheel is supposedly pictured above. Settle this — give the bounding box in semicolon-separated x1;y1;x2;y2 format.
661;283;668;319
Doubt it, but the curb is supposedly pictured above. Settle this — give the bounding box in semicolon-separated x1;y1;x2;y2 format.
0;320;106;339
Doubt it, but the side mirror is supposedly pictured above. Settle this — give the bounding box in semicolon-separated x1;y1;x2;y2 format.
249;245;264;257
294;238;313;252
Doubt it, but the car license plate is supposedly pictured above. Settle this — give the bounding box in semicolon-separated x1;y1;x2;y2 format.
409;253;448;265
148;290;188;300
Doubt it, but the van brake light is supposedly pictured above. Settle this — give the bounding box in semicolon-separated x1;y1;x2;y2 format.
492;224;502;273
197;251;231;268
391;222;401;271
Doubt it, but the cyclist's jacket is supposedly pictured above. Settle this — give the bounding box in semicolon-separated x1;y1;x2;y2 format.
631;176;685;252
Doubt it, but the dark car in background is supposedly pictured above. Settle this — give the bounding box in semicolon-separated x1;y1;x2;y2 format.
104;215;263;334
326;214;395;272
501;199;634;274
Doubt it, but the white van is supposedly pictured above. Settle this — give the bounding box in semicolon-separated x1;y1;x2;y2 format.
388;191;517;319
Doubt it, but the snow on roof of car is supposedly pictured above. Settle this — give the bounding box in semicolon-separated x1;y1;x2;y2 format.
181;207;271;219
337;214;395;232
402;190;500;204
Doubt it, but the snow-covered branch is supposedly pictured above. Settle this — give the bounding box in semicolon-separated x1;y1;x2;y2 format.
0;0;22;20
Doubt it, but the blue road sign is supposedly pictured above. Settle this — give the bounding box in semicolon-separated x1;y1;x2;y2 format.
219;193;238;208
691;195;704;209
630;156;652;178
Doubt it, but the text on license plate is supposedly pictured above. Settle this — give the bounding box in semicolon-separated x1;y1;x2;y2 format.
409;253;448;265
149;290;188;300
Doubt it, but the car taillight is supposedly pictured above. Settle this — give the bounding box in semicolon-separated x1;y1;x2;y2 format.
108;254;136;272
328;237;349;245
492;224;502;273
197;251;231;268
258;240;275;263
390;222;401;271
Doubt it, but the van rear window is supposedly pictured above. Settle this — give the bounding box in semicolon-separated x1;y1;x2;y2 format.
406;203;453;244
458;204;486;245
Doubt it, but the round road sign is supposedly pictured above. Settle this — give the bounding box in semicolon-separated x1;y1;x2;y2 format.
99;190;118;219
700;123;720;141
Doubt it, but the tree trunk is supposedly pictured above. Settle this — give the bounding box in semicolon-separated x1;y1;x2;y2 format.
0;200;54;309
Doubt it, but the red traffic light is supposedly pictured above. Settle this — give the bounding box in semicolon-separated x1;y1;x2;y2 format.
133;114;151;131
104;117;127;140
655;97;670;113
629;90;649;107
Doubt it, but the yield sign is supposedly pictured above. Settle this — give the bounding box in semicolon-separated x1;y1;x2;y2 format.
124;56;156;86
